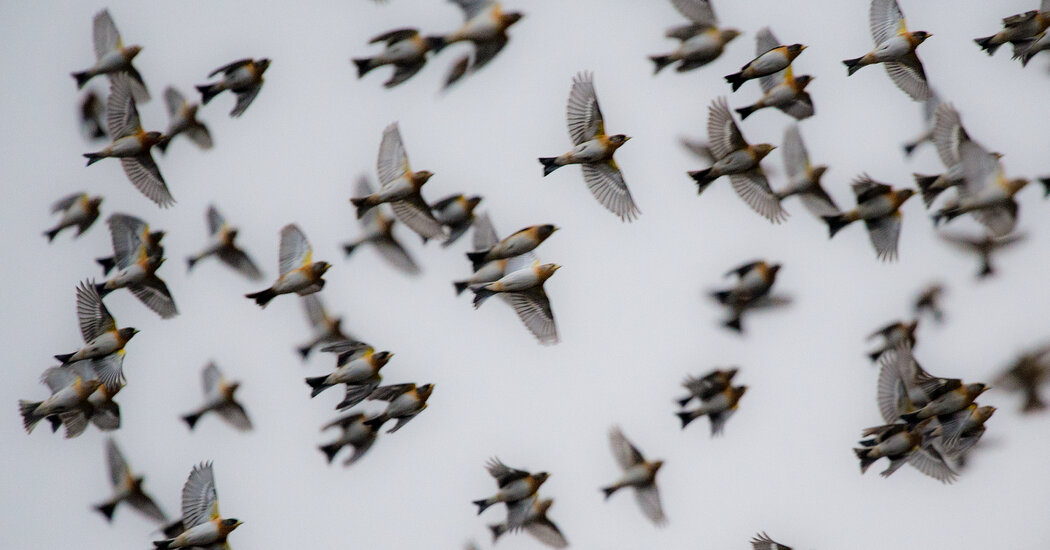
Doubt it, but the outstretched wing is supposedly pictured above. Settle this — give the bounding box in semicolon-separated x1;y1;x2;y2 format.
181;462;219;528
566;72;604;145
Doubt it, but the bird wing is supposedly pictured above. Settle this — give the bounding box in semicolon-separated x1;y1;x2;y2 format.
776;92;815;121
471;35;509;72
107;214;148;271
51;193;84;214
120;154;174;208
106;74;141;139
566;72;604;145
301;294;328;329
217;247;263;280
472;212;499;250
634;484;667;525
206;205;225;236
104;437;130;487
92;352;126;392
707;97;747;158
932;103;966;168
781;124;808;182
851;173;892;203
126;492;168;523
92;9;121;59
451;0;491;20
163;87;185;118
185;124;213;149
907;441;957;483
230;86;261;118
728;171;787;223
130;275;178;319
217;402;253;431
278;224;312;276
755;28;786;93
387;59;426;88
374;236;422;274
201;362;223;397
181;462;219;528
751;532;794;550
505;286;559;345
864;213;903;262
370;28;419;45
485;457;531;487
526;518;569;548
208;59;252;78
608;426;645;468
884;53;931;101
671;0;717;26
368;383;414;402
391;194;446;240
870;0;906;45
377;122;411;185
77;280;116;342
580;160;640;222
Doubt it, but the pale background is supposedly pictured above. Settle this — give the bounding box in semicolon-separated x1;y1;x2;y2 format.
2;1;1050;548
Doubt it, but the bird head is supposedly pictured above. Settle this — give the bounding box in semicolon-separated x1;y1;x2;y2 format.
609;134;631;148
255;59;272;73
794;75;814;90
313;262;332;276
124;45;143;59
810;164;828;181
417;384;434;400
910;31;932;44
149;230;166;245
412;170;435;186
88;196;104;209
466;196;483;211
721;29;742;43
753;143;776;160
537;224;559;240
374;351;394;367
533;472;550;485
502;12;524;26
786;44;806;56
120;327;140;341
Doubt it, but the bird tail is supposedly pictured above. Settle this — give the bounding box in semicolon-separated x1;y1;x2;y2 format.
352;58;376;78
319;442;342;464
688;168;716;190
95;501;118;521
538;157;561;177
72;71;91;89
245;288;277;308
363;414;388;431
675;410;698;429
735;105;758;120
822;214;852;238
978;258;994;279
186;256;199;272
974;36;1001;56
724;72;745;91
83;153;104;166
676;395;693;408
902;141;919;157
305;376;331;398
466;250;491;271
48;414;63;432
601;485;620;500
350;197;376;219
471;287;496;309
854;447;877;474
297;345;312;360
490;522;508;542
182;412;203;430
842;57;864;76
196;84;222;105
54;353;74;364
96;256;116;275
425;36;448;52
19;400;43;433
453;281;470;296
44;227;61;242
473;498;495;515
723;316;743;332
649;54;675;74
709;290;732;305
156;136;172;154
153;540;174;550
343;242;359;257
913;174;945;208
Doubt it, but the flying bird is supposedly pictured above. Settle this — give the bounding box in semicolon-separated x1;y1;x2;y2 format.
842;0;932;101
181;362;252;432
344;176;421;275
363;383;434;433
430;194;483;247
187;205;263;281
353;28;432;88
471;256;561;345
54;281;138;391
428;0;523;87
822;174;915;261
938;231;1026;279
246;224;331;307
472;457;549;515
725;40;805;91
734;28;814;120
296;294;357;360
94;438;167;523
601;427;666;526
196;58;270;117
649;0;740;74
19;362;100;435
71;9;149;101
157;87;212;153
318;412;380;466
95;213;177;319
153;463;242;549
775;124;837;218
44;193;102;242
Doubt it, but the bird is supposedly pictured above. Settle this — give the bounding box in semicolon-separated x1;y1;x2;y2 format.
709;261;786;332
196;58;270;117
914;102;970;208
54;281;138;391
842;0;932;101
775;124;838;218
867;320;918;362
724;40;805;91
84;74;172;207
19;362;100;435
153;463;242;549
466;224;556;271
974;4;1050;56
344;175;421;275
181;362;252;431
96;214;164;275
305;343;392;410
734;28;814;120
454;213;524;294
427;0;523;87
538;72;640;221
318;412;380;466
649;0;739;74
93;438;167;523
677;367;738;407
676;384;747;435
296;294;357;360
94;214;177;319
489;495;568;548
689;97;785;223
938;231;1026;279
471;257;560;345
751;532;794;550
79;90;107;140
44;192;102;242
995;343;1050;412
246;224;331;307
822;174;915;261
351;123;446;241
601;427;666;526
854;420;956;482
157;87;212;153
187;205;263;281
353;28;432;88
913;282;945;324
472;457;550;515
430;194;483;247
902;91;940;156
71;9;149;101
363;383;433;433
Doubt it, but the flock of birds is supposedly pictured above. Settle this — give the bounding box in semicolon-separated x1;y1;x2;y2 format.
17;0;1050;548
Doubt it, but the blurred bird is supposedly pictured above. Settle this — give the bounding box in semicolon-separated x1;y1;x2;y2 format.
1013;29;1050;65
842;0;932;101
914;102;969;208
430;194;483;247
196;58;270;117
677;384;747;435
363;383;433;433
46;380;124;437
854;420;956;482
351;123;446;241
735;28;814;120
974;4;1050;56
443;54;473;89
84;74;172;207
318;412;380;466
471;258;560;345
689;97;784;223
867;320;918;362
187;205;263;281
902;91;940;156
153;463;242;549
306;343;392;410
650;0;739;74
995;343;1050;412
677;367;738;407
900;383;990;425
353;28;432;88
490;495;568;548
775;124;837;218
344;176;421;274
296;294;357;360
466;224;556;271
94;438;167;523
44;192;102;242
246;224;330;307
71;9;149;101
157;87;212;153
19;362;100;435
54;281;137;391
602;427;666;526
724;39;805;92
473;457;550;515
97;214;164;275
913;282;945;324
934;404;996;458
95;214;177;319
939;231;1026;279
709;261;785;332
539;72;640;221
79;90;107;140
427;0;523;86
822;174;915;261
751;532;793;550
182;362;252;432
454;213;522;294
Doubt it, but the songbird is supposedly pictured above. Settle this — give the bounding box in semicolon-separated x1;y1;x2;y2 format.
822;174;915;261
181;362;252;431
724;39;805;92
489;495;568;548
94;438;167;523
677;367;738;407
939;231;1026;279
79;90;107;140
153;463;242;549
351;123;446;241
246;224;330;307
305;343;391;410
72;9;149;101
734;28;814;120
689;97;784;223
842;0;932;101
353;28;432;88
157;87;212;153
363;383;433;433
649;0;739;74
935;404;996;458
900;383;990;425
867;320;918;362
913;282;945;323
318;412;380;466
19;362;100;435
466;224;556;271
427;0;523;86
709;261;786;332
430;194;483;247
454;213;519;294
196;58;270;117
187;205;263;281
44;193;102;242
775;124;837;218
84;74;172;207
676;384;747;435
344;176;421;274
54;281;137;391
539;72;640;221
97;214;164;275
974;5;1050;56
601;427;666;526
472;457;549;515
296;294;357;360
854;420;955;482
95;214;177;319
995;343;1050;412
471;258;560;345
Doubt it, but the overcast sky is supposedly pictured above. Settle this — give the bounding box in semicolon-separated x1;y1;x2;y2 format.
4;1;1050;549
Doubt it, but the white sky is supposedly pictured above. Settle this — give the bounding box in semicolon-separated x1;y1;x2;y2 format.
3;1;1050;549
